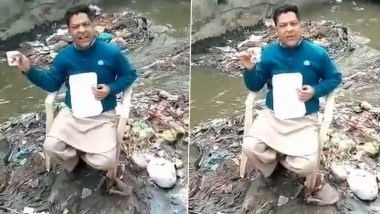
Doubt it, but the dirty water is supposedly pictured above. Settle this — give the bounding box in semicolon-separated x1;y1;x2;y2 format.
190;0;380;125
190;67;247;128
96;0;190;38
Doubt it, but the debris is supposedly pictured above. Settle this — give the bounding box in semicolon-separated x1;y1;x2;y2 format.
11;8;152;68
277;195;289;206
203;151;224;171
81;188;92;199
193;20;353;75
23;207;34;214
131;120;155;140
131;152;148;171
357;142;379;156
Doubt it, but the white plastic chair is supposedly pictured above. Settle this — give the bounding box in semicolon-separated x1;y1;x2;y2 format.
44;86;133;180
240;90;336;192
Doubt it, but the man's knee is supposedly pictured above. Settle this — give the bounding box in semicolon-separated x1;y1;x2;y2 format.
43;137;65;154
242;137;267;154
285;156;316;176
85;151;116;171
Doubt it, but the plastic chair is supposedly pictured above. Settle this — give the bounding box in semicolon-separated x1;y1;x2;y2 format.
44;86;133;181
240;90;336;192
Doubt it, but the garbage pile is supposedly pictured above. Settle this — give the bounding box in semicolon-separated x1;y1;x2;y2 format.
0;89;188;213
189;100;380;213
15;5;152;67
192;20;353;75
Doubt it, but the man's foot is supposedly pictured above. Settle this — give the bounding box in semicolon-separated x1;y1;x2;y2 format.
97;175;133;197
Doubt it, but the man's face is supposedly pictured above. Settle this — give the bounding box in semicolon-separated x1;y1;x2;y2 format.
68;13;95;49
275;12;302;48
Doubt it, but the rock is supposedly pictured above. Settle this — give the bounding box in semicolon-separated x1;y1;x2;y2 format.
29;178;39;188
175;159;184;169
358;162;369;170
330;162;348;182
131;152;148;171
177;169;185;179
360;101;373;110
229;142;240;148
157;150;166;158
151;25;170;34
81;188;92;199
159;90;179;101
143;153;155;163
277;195;289;206
95;26;106;33
347;169;378;201
170;193;186;205
23;207;34;214
147;158;177;189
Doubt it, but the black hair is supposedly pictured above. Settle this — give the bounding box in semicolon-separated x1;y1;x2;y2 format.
65;5;93;26
272;3;300;26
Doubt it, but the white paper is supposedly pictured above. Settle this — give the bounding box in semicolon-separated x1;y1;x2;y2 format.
69;72;103;118
272;73;306;120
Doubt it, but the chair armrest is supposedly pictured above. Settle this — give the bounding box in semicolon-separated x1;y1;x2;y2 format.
243;92;257;136
45;92;59;134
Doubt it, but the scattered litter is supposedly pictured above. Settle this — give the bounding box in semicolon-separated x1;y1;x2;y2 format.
277;195;289;206
203;152;224;171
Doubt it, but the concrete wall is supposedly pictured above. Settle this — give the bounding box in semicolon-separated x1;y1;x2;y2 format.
191;0;329;42
0;0;95;40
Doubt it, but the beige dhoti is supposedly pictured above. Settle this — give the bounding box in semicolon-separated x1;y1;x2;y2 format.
242;109;320;177
43;107;117;171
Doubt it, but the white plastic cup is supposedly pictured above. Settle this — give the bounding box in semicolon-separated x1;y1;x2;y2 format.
6;51;20;66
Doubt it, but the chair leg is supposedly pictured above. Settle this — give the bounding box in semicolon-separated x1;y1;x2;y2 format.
305;173;317;193
45;153;51;172
240;152;248;178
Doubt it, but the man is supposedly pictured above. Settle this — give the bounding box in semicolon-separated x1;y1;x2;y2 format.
239;4;341;183
13;5;137;174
